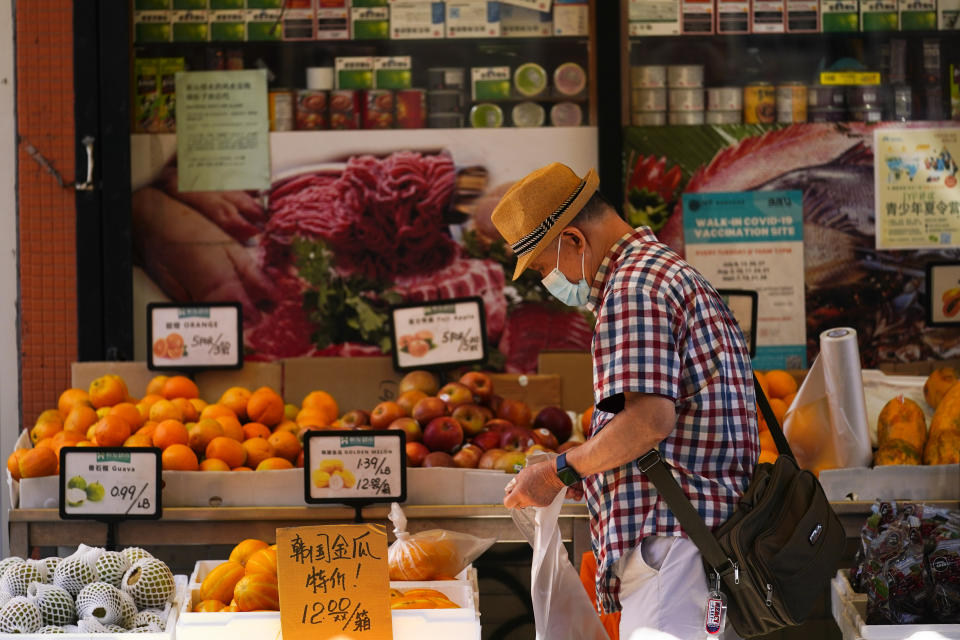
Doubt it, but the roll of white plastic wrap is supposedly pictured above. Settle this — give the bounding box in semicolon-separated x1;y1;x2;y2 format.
819;327;873;468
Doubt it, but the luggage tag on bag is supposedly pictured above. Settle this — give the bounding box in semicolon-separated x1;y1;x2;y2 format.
704;571;727;636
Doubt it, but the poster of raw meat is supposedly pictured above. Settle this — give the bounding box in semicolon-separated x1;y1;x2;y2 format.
874;127;960;250
130;128;597;372
624;122;960;367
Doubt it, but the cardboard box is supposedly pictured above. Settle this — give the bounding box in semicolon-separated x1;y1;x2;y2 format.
682;0;715;32
316;7;350;39
628;0;682;34
390;1;446;38
352;6;390;38
282;8;317;39
335;56;376;89
209;10;247;40
135;11;173;42
717;0;750;32
281;356;401;412
374;56;413;88
501;4;552;35
246;9;284;39
537;351;592;412
941;0;960;27
447;1;502;37
470;66;511;100
172;10;211;41
751;0;785;31
786;0;819;31
553;2;589;35
860;0;898;29
821;0;859;30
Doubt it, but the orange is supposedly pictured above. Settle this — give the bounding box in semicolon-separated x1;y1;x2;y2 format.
757;408;769;433
256;457;293;471
581;405;594;433
153;419;189;450
206;436;247;468
768;398;788;426
247;387;284;426
295;407;330;428
7;449;27;481
219;387;252;421
758;430;777;453
145;375;169;397
765;370;799;400
149;399;182;423
75;440;94;448
137;421;158;440
296;450;304;468
64;405;99;435
94;415;132;448
18;446;58;478
189;398;208;413
215;415;244;442
171;397;199;423
284;404;299;422
232;466;253;472
163;375;199;400
242;438;276;469
754;371;770;401
58;388;91;418
783;392;797;407
200;458;231;471
301;391;339;425
188;419;224;455
139;394;165;411
162;444;199;471
758;450;779;465
35;409;63;429
267;430;302;463
273;420;299;435
30;420;62;446
229;539;269;566
88;374;129;409
109;403;144;430
201;404;237;421
34;437;55;451
51;431;85;457
96;407;111;420
124;433;154;447
242;423;271;440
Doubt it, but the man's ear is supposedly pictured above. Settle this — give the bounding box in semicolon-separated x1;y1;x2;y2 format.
564;227;585;249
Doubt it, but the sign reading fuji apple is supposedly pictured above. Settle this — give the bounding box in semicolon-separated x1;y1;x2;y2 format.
390;297;487;371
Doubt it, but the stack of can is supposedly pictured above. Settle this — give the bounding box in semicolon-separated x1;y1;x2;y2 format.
807;84;846;122
427;67;467;128
776;83;807;123
630;65;667;126
706;87;742;124
847;85;885;123
667;65;705;125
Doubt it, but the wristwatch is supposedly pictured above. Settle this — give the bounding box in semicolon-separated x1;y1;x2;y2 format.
555;452;581;487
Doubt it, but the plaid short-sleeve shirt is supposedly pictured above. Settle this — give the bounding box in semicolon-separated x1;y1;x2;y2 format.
584;227;758;613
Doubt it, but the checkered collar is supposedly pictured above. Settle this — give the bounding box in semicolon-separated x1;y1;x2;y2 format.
586;227;659;314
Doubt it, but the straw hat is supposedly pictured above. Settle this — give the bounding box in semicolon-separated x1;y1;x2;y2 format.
491;163;600;280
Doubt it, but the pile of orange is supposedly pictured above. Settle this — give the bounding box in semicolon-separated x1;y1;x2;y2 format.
6;374;346;479
754;369;801;465
195;539;279;612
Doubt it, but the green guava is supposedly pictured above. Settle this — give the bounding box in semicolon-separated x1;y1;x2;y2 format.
66;487;86;507
67;475;87;490
85;482;105;502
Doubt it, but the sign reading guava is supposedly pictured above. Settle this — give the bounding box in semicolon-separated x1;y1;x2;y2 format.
59;447;162;521
276;524;392;640
389;296;487;371
147;302;242;370
302;431;406;506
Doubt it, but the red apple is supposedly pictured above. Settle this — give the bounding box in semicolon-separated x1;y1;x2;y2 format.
471;428;502;451
405;442;429;467
494;451;527;473
370;401;405;429
499;426;536;451
399;370;440;396
497;398;532;428
423;451;456;468
396;389;427;416
389;417;422;443
557;440;581;454
423;416;464;453
340;409;370;429
452;443;484;468
533;406;573;444
487;393;504;413
459;371;493;401
483;418;514;433
478;448;506;470
438;382;474;411
451;404;487;437
478;406;494;422
412;396;447;426
530;427;559;451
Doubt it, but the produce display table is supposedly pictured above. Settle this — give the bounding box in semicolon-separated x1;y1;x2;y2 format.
10;500;958;560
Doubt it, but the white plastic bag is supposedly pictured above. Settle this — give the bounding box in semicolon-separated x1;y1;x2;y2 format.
512;490;609;640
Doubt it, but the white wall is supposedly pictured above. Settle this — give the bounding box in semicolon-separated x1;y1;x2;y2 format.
0;0;19;558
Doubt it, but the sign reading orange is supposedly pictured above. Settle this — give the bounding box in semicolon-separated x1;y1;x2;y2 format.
276;524;392;640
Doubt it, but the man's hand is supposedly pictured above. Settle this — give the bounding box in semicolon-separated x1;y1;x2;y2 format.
503;460;566;509
158;166;265;243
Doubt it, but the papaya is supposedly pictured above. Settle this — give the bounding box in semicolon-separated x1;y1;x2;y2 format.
928;380;960;441
873;438;921;466
922;429;960;466
877;396;926;451
923;367;959;410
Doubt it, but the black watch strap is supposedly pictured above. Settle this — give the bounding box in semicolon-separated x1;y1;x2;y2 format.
555;452;581;486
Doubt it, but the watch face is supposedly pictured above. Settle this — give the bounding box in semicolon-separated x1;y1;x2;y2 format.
558;467;579;486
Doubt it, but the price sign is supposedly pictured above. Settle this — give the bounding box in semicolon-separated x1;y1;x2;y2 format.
59;448;162;521
819;70;881;85
277;524;392;640
389;296;487;371
303;431;406;506
147;302;243;371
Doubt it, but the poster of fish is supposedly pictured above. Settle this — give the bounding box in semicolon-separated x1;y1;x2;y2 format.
624;122;960;367
130;128;598;373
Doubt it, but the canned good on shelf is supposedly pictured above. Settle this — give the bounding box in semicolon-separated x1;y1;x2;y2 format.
427;67;466;91
850;106;884;123
395;89;426;129
514;62;548;98
667;65;704;88
554;62;587;96
268;89;295;131
669;110;705;125
632;111;667;126
329;89;361;130
428;112;465;128
633;88;667;111
469;103;504;128
669;88;705;112
776;83;807;123
511;101;546;127
294;89;327;131
808;106;846;123
550;101;583;126
631;65;667;88
706;87;742;111
427;89;465;113
808;84;845;108
362;89;395;129
891;85;912;120
847;85;886;107
744;82;776;124
705;110;742;124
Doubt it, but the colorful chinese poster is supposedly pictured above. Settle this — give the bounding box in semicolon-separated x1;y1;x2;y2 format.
683;190;807;369
875;127;960;250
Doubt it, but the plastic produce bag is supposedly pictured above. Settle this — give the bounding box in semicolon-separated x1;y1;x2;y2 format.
387;503;495;581
512;490;609;640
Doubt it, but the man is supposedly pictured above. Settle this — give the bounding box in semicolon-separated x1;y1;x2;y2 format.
492;163;758;640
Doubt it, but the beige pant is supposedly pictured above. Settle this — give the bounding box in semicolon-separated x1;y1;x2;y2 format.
615;536;741;640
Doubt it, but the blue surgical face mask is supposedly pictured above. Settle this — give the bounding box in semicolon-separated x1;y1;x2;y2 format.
541;236;590;307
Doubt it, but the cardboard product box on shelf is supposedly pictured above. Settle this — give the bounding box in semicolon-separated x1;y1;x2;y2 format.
537;350;593;412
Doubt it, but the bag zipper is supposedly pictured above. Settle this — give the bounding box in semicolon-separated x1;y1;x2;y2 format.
765;583;773;606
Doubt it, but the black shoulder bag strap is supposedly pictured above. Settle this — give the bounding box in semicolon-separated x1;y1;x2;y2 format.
636;374;794;575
